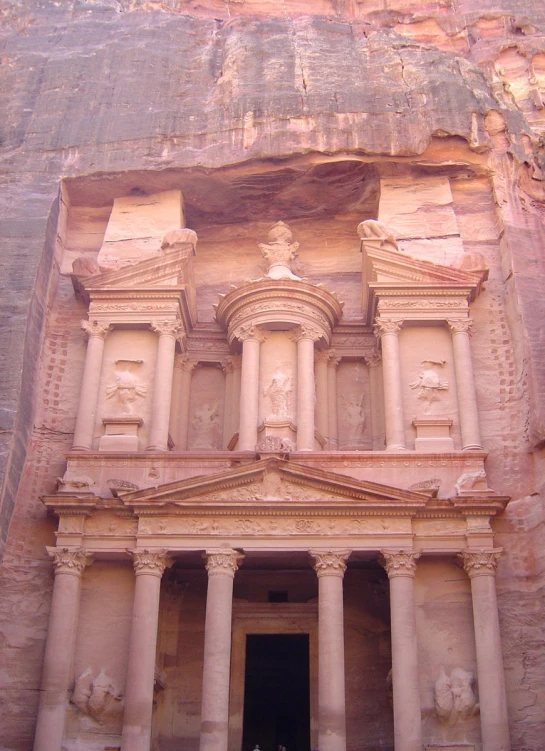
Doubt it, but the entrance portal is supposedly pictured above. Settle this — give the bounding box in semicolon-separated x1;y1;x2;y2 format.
241;634;311;751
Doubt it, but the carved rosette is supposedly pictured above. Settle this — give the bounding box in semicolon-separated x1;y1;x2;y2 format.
373;319;403;337
151;320;183;339
458;548;502;578
380;549;421;578
47;546;94;576
81;320;112;339
204;548;244;578
309;549;351;578
447;318;474;336
129;548;172;577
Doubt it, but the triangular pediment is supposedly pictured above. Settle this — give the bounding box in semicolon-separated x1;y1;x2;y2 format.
362;244;487;323
73;244;195;300
117;458;430;513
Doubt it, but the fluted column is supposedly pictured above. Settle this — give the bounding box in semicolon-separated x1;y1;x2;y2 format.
235;325;266;451
374;319;406;450
147;321;183;451
380;550;422;751
448;319;483;450
459;549;510;751
72;320;111;451
310;549;351;751
315;350;330;446
174;354;197;451
327;351;340;450
200;549;244;751
294;325;321;451
34;547;93;751
121;549;172;751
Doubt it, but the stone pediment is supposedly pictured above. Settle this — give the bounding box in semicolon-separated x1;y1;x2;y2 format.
360;242;487;324
116;458;432;514
73;240;197;300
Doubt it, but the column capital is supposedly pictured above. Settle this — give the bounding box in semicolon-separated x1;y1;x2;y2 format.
175;353;198;372
309;549;351;577
204;548;244;578
234;323;267;343
46;546;94;576
380;549;421;578
373;319;403;337
128;548;172;577
81;319;112;339
291;324;322;343
315;349;331;365
222;354;242;374
327;349;341;368
459;548;502;578
151;320;183;338
447;318;474;335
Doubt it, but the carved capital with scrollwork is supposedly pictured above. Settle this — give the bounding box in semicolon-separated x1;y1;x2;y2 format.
47;546;94;576
223;354;242;374
309;549;351;578
380;549;421;578
151;320;183;339
373;319;403;338
365;350;382;368
128;548;172;577
233;323;268;344
290;324;322;343
327;349;341;368
174;354;198;373
314;350;331;365
204;548;244;578
447;318;474;336
458;548;502;578
81;320;112;339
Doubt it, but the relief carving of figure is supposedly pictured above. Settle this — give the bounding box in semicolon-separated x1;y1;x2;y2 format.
340;394;366;439
191;401;220;448
264;371;292;419
105;359;147;415
72;667;124;724
259;221;301;280
434;667;479;725
409;360;448;414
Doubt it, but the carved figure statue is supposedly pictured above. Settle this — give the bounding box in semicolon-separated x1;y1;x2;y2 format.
72;667;124;724
105;359;147;415
191;401;220;448
434;666;479;725
409;360;448;414
259;221;301;280
264;371;292;419
455;469;489;495
357;219;399;251
57;469;95;492
340;394;366;438
256;435;294;453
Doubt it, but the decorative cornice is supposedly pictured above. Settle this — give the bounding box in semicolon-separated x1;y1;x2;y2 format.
128;548;172;576
204;548;244;578
309;549;351;577
458;548;502;578
379;549;421;578
46;546;94;575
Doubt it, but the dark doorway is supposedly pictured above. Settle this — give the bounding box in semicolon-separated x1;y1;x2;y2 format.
242;634;310;751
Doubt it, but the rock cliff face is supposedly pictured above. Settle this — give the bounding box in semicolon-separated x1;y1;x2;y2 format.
0;1;545;750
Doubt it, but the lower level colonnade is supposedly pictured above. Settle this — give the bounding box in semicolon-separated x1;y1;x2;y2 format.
33;546;511;751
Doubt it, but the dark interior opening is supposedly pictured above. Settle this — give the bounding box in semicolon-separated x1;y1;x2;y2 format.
242;634;310;751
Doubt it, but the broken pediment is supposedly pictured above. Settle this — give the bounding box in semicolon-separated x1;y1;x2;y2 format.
357;221;487;325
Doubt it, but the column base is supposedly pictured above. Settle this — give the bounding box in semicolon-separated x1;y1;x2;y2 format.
463;444;484;451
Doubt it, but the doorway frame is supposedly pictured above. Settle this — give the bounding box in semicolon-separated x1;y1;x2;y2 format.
229;602;319;751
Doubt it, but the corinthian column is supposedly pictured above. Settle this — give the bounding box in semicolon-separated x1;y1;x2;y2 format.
121;549;172;751
72;320;111;451
294;325;321;451
200;549;244;751
310;549;351;751
174;354;197;450
34;548;93;751
374;319;406;450
447;319;483;450
459;549;510;751
147;321;183;451
235;325;266;451
380;550;422;751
